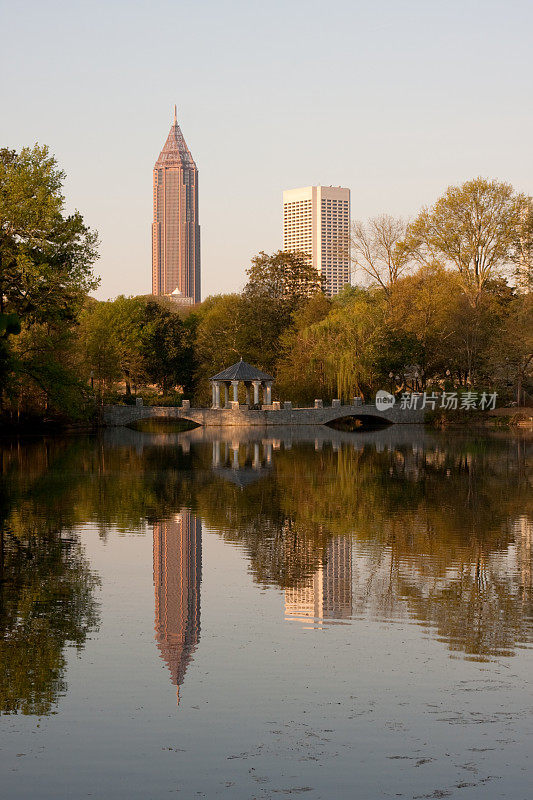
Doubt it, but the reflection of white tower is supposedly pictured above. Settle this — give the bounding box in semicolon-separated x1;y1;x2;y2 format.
285;536;352;627
514;515;532;594
153;511;202;704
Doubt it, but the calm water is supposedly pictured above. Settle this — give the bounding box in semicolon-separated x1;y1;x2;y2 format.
0;426;531;799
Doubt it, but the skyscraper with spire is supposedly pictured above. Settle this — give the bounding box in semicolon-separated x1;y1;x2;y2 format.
152;106;200;303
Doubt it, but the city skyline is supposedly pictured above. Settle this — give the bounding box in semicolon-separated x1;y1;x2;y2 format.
2;1;532;302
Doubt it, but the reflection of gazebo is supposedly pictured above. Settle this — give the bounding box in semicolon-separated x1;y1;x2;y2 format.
211;440;273;487
210;359;274;408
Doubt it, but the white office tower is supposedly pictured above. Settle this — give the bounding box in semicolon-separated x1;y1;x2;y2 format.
283;185;351;296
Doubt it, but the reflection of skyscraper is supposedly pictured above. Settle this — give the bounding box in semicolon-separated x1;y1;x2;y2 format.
153;511;202;702
285;536;352;626
514;515;532;595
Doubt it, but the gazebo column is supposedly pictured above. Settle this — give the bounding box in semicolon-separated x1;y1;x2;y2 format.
264;382;272;405
245;383;251;406
213;382;221;409
224;383;229;407
252;380;260;405
231;380;239;403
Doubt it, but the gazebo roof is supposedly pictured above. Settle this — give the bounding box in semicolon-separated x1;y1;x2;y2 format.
210;360;274;382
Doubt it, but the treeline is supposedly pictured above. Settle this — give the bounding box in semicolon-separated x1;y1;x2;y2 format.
1;145;532;425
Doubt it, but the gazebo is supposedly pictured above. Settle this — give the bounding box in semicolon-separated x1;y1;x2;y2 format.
209;360;274;408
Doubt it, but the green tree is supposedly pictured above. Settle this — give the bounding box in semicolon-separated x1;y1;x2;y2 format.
0;144;99;323
277;288;383;402
78;300;122;393
241;251;324;374
244;250;323;303
141;301;196;394
107;296;145;394
12;321;90;419
0;144;99;421
383;266;461;386
408;177;528;303
484;291;533;404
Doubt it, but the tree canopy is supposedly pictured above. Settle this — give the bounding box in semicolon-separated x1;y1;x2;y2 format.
0;144;99;323
408;177;527;303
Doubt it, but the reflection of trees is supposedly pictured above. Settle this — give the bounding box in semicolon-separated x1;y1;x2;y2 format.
0;439;102;714
0;431;531;680
0;517;99;714
195;435;532;658
194;474;329;588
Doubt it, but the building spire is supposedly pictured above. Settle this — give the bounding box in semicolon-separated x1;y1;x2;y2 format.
173;104;177;123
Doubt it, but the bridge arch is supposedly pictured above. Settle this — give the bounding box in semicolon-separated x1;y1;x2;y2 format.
326;414;393;432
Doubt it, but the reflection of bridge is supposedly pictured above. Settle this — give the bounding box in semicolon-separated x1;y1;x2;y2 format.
104;401;424;427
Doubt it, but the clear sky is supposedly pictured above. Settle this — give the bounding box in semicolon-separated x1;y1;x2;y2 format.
2;0;532;300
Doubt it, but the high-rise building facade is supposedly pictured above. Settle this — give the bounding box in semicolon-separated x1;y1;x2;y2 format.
152;107;200;303
283;185;351;296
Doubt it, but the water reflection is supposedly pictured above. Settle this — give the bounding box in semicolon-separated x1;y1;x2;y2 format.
194;428;532;657
285;536;352;627
153;512;201;703
0;428;531;716
0;439;100;714
211;440;272;487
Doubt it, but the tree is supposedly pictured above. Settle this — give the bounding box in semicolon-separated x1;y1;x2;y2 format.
244;250;323;304
241;251;324;375
12;321;90;418
0;313;20;406
78;300;122;393
194;294;251;377
141;301;195;394
484;292;533;404
0;144;99;323
511;199;533;293
349;214;412;295
277;288;383;402
408;177;528;303
383;266;460;385
106;296;146;394
0;144;99;421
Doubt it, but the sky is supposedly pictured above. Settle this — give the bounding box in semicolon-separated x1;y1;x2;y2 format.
1;0;532;301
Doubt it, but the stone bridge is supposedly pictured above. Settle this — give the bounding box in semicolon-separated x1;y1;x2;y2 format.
103;401;424;428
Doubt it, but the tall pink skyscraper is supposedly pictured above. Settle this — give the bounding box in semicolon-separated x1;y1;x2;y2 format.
152;107;201;303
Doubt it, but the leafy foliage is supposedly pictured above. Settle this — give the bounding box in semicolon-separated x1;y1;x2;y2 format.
0;144;99;422
408;177;527;303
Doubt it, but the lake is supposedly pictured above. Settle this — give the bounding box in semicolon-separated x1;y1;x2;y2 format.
0;426;531;799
